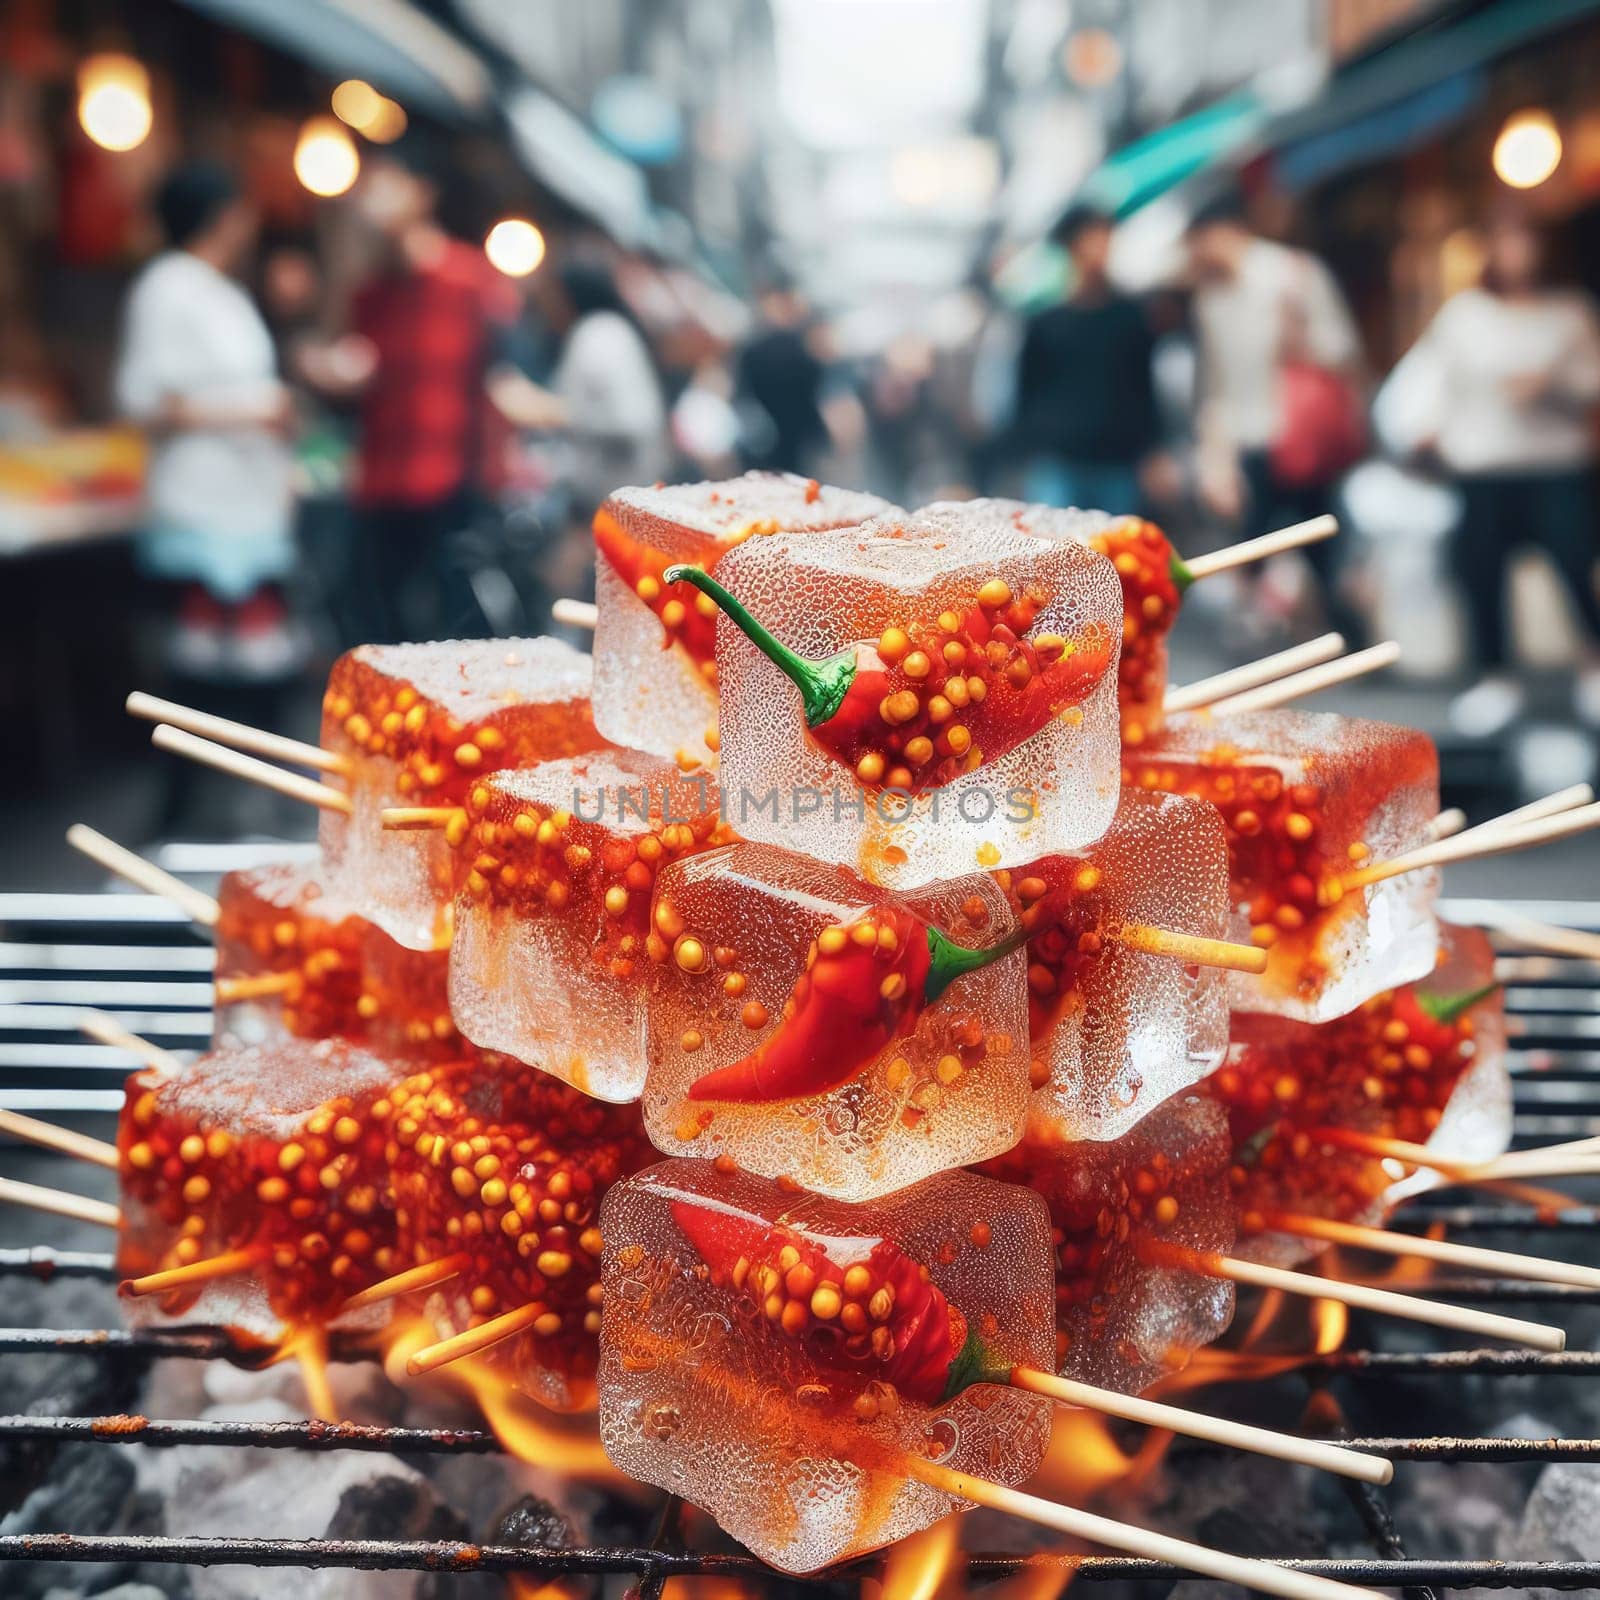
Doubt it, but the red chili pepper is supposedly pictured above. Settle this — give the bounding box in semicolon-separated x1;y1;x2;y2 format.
668;1197;983;1404
1390;982;1500;1046
663;564;1112;795
594;510;720;670
686;907;1026;1104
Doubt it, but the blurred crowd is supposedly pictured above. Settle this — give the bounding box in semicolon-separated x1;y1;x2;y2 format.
109;135;1600;747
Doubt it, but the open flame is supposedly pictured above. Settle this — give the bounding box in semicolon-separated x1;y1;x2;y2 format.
1031;1403;1170;1507
382;1314;624;1483
265;1324;336;1422
877;1513;963;1600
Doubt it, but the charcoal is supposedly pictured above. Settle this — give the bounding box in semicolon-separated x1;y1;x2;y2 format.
0;1442;136;1597
493;1493;575;1550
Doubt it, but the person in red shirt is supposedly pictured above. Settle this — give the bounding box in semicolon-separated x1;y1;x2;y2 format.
303;134;519;644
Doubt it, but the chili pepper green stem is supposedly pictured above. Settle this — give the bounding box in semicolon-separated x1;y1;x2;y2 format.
924;924;1031;1005
1169;550;1196;592
1415;983;1500;1027
663;564;858;727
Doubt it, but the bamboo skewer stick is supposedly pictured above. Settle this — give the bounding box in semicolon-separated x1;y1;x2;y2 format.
214;971;303;1004
1423;807;1467;843
342;1253;472;1313
552;598;598;629
380;806;464;831
121;1246;265;1298
1303;1126;1600;1184
1163;634;1345;714
65;823;221;926
907;1456;1381;1600
0;1176;120;1229
1340;801;1600;894
127;691;350;775
1445;784;1596;851
1010;1366;1391;1484
1180;515;1341;582
1259;1210;1600;1291
406;1301;549;1375
1205;641;1401;717
1480;907;1600;964
0;1107;118;1169
80;1011;186;1074
1140;1239;1564;1350
1113;923;1268;975
152;725;354;815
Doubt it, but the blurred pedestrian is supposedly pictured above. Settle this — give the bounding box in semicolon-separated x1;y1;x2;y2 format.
1014;203;1159;513
301;133;517;644
736;278;829;474
548;259;669;512
1385;212;1600;735
115;159;297;677
1186;193;1368;641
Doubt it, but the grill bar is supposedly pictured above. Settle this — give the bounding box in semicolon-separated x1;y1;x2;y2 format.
4;1411;1592;1463
5;1533;1600;1589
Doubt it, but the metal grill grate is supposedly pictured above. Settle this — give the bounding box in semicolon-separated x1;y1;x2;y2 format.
3;878;1599;1590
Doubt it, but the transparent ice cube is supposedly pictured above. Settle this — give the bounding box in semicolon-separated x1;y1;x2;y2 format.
447;749;728;1100
598;1159;1056;1573
712;510;1123;890
1011;788;1232;1142
1132;708;1440;1021
644;841;1031;1200
593;474;892;766
318;637;602;950
986;1093;1235;1394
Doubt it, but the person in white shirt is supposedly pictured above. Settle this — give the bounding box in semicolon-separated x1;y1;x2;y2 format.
115;161;296;677
1386;212;1600;735
1187;194;1368;642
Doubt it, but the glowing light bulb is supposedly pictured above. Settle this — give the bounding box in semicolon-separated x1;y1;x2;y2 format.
78;54;152;153
294;116;360;198
485;218;546;278
1494;111;1562;190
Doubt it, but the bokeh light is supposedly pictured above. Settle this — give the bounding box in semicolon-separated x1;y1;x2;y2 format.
332;79;407;144
294;116;360;198
331;79;382;129
77;54;152;153
485;217;547;277
1493;110;1562;189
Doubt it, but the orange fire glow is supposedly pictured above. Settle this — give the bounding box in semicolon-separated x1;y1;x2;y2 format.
877;1513;964;1600
382;1315;624;1482
1030;1404;1170;1507
265;1324;337;1421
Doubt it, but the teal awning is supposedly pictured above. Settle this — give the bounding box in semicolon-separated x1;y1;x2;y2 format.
1078;91;1269;219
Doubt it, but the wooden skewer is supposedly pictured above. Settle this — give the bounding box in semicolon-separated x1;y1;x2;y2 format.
1163;634;1344;714
1204;641;1401;718
1480;907;1600;964
406;1300;549;1376
1180;514;1340;582
0;1175;120;1230
1443;784;1596;852
1478;1178;1593;1213
152;725;354;816
1140;1238;1564;1350
1113;923;1268;975
215;971;304;1004
121;1245;265;1298
1010;1366;1390;1484
80;1011;186;1074
0;1107;118;1169
552;598;598;630
1341;801;1600;894
65;823;221;927
1423;808;1467;843
127;690;350;776
1302;1126;1600;1183
1259;1211;1600;1292
342;1252;472;1313
380;806;463;831
907;1455;1380;1600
